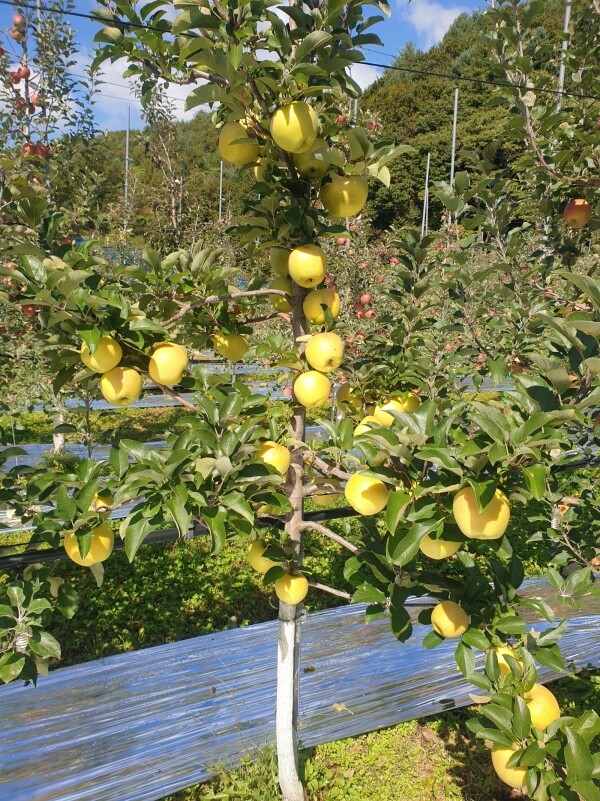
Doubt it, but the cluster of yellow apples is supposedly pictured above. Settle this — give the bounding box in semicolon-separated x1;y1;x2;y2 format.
80;334;188;406
247;540;309;605
491;683;561;788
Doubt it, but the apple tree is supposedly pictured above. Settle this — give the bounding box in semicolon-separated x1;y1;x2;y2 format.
1;1;599;800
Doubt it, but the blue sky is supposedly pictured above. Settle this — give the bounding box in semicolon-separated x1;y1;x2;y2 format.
1;0;488;131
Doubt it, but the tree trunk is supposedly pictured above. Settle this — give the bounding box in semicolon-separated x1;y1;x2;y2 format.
277;280;308;801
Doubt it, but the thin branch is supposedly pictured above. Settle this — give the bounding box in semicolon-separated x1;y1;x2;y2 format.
151;381;197;410
163;288;288;326
299;520;359;555
307;451;353;482
308;581;352;601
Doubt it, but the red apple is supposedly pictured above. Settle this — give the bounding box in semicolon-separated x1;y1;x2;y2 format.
15;98;27;111
367;120;378;131
364;309;375;319
390;256;400;265
563;198;592;229
35;143;49;159
22;142;36;156
329;283;337;292
22;304;36;316
356;311;364;319
6;261;16;270
444;342;454;352
10;29;25;42
30;93;41;107
376;275;384;285
17;65;30;80
282;386;293;397
354;302;364;313
360;293;372;305
358;261;368;270
9;71;21;85
336;114;346;125
0;46;5;57
13;14;25;27
336;236;348;246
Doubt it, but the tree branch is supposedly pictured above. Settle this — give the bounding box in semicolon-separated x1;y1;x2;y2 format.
151;381;197;409
308;581;352;601
163;288;288;326
306;451;353;482
299;520;359;555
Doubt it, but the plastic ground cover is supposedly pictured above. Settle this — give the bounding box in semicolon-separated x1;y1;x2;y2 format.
0;577;598;801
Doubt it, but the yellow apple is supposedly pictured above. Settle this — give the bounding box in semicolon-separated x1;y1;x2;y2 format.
268;277;292;312
491;747;527;789
309;476;341;506
525;684;561;730
248;540;279;573
305;332;344;373
354;415;380;436
64;522;114;567
218;121;259;166
270;248;290;277
563;198;592;229
303;288;340;324
492;645;522;674
254;159;266;182
274;571;309;604
431;600;469;638
100;366;143;407
373;392;420;426
419;534;461;560
257;440;291;475
293;371;331;407
319;173;369;217
80;336;122;373
288;244;327;288
452;486;510;540
148;342;188;386
90;490;113;519
294;138;329;180
212;332;249;362
344;472;389;515
336;382;362;413
270;101;318;154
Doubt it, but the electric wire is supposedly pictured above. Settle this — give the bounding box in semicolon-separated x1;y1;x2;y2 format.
2;0;600;102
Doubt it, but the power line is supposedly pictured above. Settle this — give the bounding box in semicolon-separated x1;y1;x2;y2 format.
2;0;599;102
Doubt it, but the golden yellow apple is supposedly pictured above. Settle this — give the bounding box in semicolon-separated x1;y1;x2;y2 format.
452;486;510;540
148;342;188;386
218;121;259;166
354;415;380;436
294;138;329;180
525;684;561;730
336;383;362;413
270;101;318;154
270;248;290;277
309;477;341;506
64;522;114;567
248;540;279;573
319;173;369;217
563;198;592;229
305;332;344;372
288;244;327;288
268;277;292;312
491;747;527;789
492;645;522;674
212;332;249;362
293;371;331;407
431;600;469;638
274;571;309;604
100;366;143;407
90;490;113;519
80;336;122;373
344;472;389;515
257;440;291;475
254;159;266;182
373;392;420;426
419;534;461;560
303;288;340;324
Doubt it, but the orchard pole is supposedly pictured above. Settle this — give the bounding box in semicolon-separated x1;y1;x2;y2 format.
421;151;431;237
555;0;572;113
448;88;459;233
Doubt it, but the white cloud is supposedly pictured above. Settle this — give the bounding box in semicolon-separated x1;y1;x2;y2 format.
397;0;468;49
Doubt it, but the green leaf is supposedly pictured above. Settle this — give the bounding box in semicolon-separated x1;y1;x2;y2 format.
455;641;475;677
422;630;444;649
481;703;514;738
537;619;568;647
294;31;333;63
386;490;411;535
512;695;532;740
522;464;547;500
570;781;600;801
165;495;191;538
28;631;61;659
352;582;387;605
461;628;490;651
534;644;566;673
564;728;594;784
0;652;26;683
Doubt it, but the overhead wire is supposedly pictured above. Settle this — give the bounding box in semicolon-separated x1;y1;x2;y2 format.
1;0;599;102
